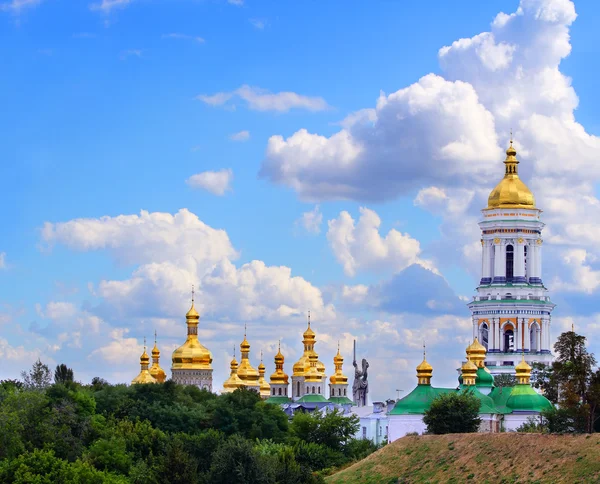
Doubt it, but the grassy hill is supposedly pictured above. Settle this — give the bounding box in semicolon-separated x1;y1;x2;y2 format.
326;433;600;484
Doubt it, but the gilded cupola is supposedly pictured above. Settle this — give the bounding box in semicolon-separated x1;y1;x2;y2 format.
416;345;433;385
270;341;289;385
149;331;167;383
236;326;260;387
466;338;487;369
487;139;536;209
461;357;478;386
329;343;348;385
222;348;244;393
132;338;158;385
515;354;532;384
258;352;271;398
292;312;326;377
171;290;213;371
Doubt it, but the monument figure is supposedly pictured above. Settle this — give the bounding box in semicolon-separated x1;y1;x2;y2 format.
352;340;369;407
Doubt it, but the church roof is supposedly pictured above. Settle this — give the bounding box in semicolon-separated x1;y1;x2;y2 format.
388;385;454;415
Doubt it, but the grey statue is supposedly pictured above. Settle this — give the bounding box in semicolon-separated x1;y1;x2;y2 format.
352;340;369;407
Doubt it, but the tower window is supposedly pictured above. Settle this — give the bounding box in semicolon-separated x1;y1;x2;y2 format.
504;329;514;352
506;245;514;282
480;323;489;350
312;386;315;394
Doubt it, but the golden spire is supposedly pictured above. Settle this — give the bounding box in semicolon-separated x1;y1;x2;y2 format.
171;287;213;371
149;330;167;383
461;356;478;386
330;341;348;385
223;346;244;393
294;312;325;378
237;327;260;387
466;338;487;369
132;337;157;385
487;138;535;209
416;342;433;385
515;353;532;384
257;350;271;398
270;340;289;385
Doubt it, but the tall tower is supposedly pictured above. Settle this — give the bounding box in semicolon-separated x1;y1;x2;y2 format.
171;289;214;390
468;140;554;375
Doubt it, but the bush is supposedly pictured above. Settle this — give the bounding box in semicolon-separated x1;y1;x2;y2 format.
423;391;481;434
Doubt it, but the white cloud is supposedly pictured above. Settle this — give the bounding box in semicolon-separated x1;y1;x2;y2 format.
41;208;237;267
341;284;369;304
249;18;266;30
229;130;250;142
0;0;41;13
552;249;600;294
197;85;329;112
186;169;233;196
162;33;205;44
326;207;436;277
90;0;132;13
296;205;322;234
90;328;141;364
119;49;142;60
0;252;6;269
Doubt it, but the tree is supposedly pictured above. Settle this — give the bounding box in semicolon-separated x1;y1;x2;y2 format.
530;362;558;403
493;373;516;388
423;391;481;434
54;364;74;385
21;359;52;391
290;409;359;453
208;435;265;484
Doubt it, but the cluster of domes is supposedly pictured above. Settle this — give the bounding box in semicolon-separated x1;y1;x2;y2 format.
131;333;166;385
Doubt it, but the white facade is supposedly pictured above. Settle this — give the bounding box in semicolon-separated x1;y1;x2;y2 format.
351;402;389;446
468;207;555;374
503;412;542;431
171;369;212;391
387;414;426;442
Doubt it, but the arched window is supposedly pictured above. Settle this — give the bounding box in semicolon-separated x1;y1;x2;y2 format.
524;245;528;278
278;388;282;396
530;323;539;352
318;387;321;394
339;388;341;396
504;328;514;352
506;245;514;282
272;388;275;395
297;381;300;396
344;388;347;396
312;386;315;394
480;323;489;350
306;386;309;394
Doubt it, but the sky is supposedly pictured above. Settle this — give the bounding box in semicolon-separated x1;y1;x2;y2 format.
1;0;600;401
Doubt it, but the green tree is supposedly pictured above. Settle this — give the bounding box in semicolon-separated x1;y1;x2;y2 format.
208;435;266;484
155;438;198;484
54;363;74;384
423;391;481;434
21;359;52;391
290;409;359;453
493;373;516;388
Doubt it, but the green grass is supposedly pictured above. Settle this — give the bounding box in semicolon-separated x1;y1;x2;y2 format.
326;433;600;484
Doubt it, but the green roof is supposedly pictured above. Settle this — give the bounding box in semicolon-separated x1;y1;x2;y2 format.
489;386;513;414
328;396;353;405
462;386;506;414
388;385;453;415
265;396;291;404
469;298;550;305
506;384;554;412
476;367;495;387
295;394;329;403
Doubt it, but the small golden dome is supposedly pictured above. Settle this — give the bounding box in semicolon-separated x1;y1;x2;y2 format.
149;333;166;383
487;141;536;209
461;358;478;386
270;341;289;385
151;344;160;357
186;302;199;319
515;354;532;384
223;354;245;393
240;336;251;352
466;338;487;369
416;357;433;385
132;340;158;385
140;349;150;364
330;345;348;385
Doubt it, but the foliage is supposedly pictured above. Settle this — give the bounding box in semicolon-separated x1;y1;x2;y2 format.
290;409;360;452
20;359;52;391
516;415;548;433
423;391;481;434
493;373;516;388
54;363;75;385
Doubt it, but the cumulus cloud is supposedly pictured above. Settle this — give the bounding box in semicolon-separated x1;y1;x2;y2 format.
327;207;436;277
197;85;329;112
90;0;132;13
0;0;42;13
229;130;250;142
296;205;323;234
161;33;205;43
186;169;233;196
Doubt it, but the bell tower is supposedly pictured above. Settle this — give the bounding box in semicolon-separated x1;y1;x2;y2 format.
467;140;554;375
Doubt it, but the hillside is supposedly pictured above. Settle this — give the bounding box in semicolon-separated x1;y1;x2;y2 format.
326;433;600;484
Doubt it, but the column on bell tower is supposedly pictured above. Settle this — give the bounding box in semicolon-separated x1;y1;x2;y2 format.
492;238;505;284
481;240;492;285
514;238;526;283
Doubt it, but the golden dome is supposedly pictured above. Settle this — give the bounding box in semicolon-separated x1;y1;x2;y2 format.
487;141;536;209
270;341;289;385
466;338;487;369
515;354;532;384
304;353;323;383
329;344;348;385
258;353;271;398
237;331;260;387
171;300;213;371
222;353;245;393
461;358;478;386
416;357;433;385
149;332;166;383
293;314;326;378
132;340;158;385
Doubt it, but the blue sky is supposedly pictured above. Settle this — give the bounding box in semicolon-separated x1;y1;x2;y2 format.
1;0;600;400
